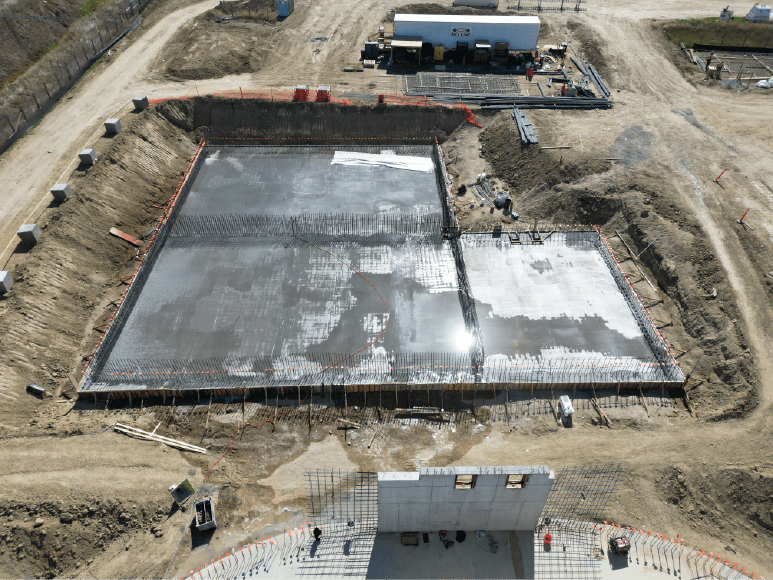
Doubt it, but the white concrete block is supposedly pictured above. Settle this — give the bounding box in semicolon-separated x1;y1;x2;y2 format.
78;148;97;165
17;224;41;244
50;183;72;201
0;271;12;294
133;95;149;110
104;118;122;134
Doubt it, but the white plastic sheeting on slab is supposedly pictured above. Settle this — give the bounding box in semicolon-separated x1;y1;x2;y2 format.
756;77;773;88
331;150;435;172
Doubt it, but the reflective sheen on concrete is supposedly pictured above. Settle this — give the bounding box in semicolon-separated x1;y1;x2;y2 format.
461;236;652;363
182;146;442;217
109;238;467;361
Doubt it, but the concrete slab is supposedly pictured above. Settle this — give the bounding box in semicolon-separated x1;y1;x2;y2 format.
50;183;72;201
461;234;654;369
181;146;443;218
105;238;466;363
16;224;41;244
0;271;12;294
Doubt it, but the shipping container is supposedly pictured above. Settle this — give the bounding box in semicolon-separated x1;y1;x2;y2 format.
278;0;294;18
393;14;540;51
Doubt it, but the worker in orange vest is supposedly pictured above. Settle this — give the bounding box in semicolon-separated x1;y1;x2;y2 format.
526;62;534;81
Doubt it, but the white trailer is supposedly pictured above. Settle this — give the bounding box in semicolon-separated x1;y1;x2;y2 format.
393;14;540;51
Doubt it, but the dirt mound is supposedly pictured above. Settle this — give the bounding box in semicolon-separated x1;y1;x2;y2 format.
566;20;611;80
477;114;756;417
159;7;275;81
0;107;196;426
210;0;276;19
0;0;81;86
0;498;167;578
662;465;773;535
481;120;612;197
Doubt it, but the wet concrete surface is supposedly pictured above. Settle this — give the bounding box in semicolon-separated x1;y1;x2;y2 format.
90;147;668;390
181;146;442;217
461;236;652;362
108;238;468;361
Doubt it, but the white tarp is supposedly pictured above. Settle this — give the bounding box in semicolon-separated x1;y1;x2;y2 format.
331;150;434;172
756;76;773;88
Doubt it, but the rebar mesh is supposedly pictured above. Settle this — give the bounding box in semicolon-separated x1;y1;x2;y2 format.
540;463;626;523
82;142;684;396
405;73;521;96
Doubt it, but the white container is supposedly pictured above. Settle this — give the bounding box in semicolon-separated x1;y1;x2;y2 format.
393;14;540;51
559;396;574;417
745;4;771;21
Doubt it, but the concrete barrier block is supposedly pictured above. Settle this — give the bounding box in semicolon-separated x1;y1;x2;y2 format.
104;118;122;134
50;183;72;201
78;149;97;165
0;271;12;294
133;95;149;110
17;224;42;244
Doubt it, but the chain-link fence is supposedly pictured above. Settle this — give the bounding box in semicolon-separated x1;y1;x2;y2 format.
0;0;154;154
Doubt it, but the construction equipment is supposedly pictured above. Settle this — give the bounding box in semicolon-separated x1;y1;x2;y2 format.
608;536;631;555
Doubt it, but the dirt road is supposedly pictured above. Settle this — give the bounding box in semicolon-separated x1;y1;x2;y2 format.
0;0;221;266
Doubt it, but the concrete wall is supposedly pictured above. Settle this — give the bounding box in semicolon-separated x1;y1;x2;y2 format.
378;466;553;532
188;99;467;142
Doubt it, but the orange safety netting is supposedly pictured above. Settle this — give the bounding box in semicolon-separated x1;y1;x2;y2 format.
148;89;482;127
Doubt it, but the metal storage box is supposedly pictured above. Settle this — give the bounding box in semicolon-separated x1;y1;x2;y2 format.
278;0;294;18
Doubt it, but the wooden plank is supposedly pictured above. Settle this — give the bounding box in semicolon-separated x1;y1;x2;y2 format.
638;386;650;416
113;422;206;453
110;227;142;247
337;418;361;429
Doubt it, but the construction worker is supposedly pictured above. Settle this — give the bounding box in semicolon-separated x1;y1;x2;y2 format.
526;62;534;81
706;52;714;68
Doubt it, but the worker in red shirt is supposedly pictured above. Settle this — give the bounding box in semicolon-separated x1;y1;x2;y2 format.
526;62;534;81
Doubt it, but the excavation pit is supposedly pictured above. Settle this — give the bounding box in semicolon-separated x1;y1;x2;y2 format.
82;142;683;396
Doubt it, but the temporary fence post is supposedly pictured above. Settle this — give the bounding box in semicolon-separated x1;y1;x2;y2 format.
43;83;51;99
64;62;72;79
32;93;41;111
